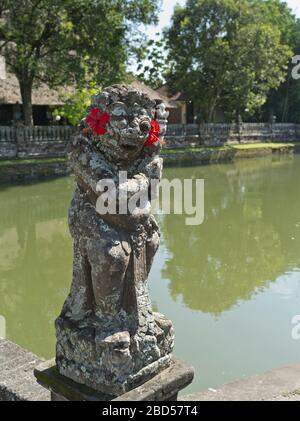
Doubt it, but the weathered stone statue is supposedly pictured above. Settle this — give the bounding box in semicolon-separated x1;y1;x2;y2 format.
55;85;174;395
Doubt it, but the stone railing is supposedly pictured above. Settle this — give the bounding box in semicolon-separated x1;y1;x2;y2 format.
0;125;76;142
1;124;300;160
0;126;76;159
166;123;300;147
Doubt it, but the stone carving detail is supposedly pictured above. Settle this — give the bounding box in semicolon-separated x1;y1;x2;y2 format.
55;85;174;395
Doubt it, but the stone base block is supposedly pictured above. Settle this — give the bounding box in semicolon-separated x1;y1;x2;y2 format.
34;357;194;401
55;312;174;396
57;354;172;396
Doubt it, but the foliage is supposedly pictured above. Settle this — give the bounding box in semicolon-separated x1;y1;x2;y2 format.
260;2;300;123
0;0;160;125
164;0;294;122
54;83;100;126
136;37;169;89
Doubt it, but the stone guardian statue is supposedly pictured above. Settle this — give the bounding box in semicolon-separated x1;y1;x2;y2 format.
55;85;174;395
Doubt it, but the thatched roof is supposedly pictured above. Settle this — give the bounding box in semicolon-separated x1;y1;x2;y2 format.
129;80;177;109
0;72;71;106
156;84;186;102
0;72;176;109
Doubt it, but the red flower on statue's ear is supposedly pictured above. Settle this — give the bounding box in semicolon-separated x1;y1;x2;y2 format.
145;120;161;147
86;107;110;136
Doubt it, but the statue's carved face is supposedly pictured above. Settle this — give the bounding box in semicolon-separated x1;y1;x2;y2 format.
109;101;153;155
86;86;157;163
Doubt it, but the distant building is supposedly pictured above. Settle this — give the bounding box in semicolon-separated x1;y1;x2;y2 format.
0;74;176;126
156;85;227;124
0;71;70;125
0;55;181;127
156;85;194;124
129;80;180;122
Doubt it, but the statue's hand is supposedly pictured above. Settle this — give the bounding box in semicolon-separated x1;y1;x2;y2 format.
118;173;149;201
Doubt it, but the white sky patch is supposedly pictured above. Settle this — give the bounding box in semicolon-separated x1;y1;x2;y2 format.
287;0;300;17
143;0;186;41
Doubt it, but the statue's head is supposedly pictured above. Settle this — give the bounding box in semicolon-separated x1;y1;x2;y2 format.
80;84;168;163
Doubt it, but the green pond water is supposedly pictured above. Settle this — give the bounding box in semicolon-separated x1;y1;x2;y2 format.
1;154;300;395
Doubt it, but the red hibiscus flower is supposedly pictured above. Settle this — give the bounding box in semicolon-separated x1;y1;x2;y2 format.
86;107;110;136
145;120;161;147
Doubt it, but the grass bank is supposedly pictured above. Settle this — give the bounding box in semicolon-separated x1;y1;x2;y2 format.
161;142;299;166
161;142;296;154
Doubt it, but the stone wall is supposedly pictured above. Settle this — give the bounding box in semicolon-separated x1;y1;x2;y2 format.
166;123;300;148
1;144;300;185
1;124;300;185
1;124;300;161
0;159;70;184
0;126;75;160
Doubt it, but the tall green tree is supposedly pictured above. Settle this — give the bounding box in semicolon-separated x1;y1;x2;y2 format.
260;1;300;123
136;37;169;89
0;0;159;125
165;0;292;122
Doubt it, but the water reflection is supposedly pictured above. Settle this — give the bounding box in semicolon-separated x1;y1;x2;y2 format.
0;156;300;391
161;156;300;315
0;178;74;357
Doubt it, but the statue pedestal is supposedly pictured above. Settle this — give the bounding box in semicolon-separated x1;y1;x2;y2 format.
34;357;194;402
55;311;175;396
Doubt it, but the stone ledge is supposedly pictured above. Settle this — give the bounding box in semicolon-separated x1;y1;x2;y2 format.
34;357;194;401
113;358;194;401
0;339;50;401
180;362;300;401
35;359;114;401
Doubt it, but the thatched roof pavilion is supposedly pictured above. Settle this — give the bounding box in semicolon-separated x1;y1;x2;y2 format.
0;73;69;106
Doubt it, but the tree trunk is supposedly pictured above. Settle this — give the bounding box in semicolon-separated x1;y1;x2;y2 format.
19;78;34;126
235;108;242;143
235;108;240;125
208;99;217;123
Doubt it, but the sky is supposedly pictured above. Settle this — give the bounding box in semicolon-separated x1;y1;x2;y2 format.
144;0;300;40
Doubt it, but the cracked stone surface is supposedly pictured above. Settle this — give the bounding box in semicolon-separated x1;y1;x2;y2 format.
56;84;174;396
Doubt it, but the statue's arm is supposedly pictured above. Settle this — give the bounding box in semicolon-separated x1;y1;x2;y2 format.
68;138;163;209
138;156;163;181
68;138;114;195
117;156;163;201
